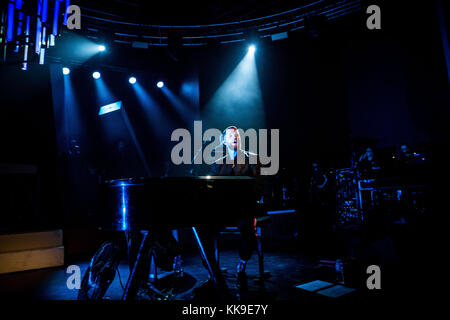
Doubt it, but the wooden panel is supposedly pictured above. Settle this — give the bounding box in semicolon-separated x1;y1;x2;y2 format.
0;246;64;274
0;230;63;253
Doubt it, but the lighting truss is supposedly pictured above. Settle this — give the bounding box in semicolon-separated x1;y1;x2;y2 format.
78;0;362;47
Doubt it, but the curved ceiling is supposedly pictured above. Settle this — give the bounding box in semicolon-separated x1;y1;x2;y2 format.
74;0;362;46
77;0;309;26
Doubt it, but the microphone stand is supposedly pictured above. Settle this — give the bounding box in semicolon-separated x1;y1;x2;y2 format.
189;145;203;176
189;142;225;176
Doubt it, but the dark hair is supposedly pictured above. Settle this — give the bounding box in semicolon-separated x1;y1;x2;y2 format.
399;142;410;148
363;145;376;152
221;126;239;143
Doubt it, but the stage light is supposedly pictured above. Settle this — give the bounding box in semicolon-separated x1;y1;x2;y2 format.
248;45;256;54
98;45;106;52
129;77;137;84
62;67;70;75
203;40;265;131
98;101;122;116
157;81;164;88
92;71;101;79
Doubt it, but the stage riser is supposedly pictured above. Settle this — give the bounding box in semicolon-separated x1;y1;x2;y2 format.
0;247;64;274
0;230;63;252
0;230;64;274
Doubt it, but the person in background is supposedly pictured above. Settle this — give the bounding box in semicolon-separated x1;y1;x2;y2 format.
310;162;328;202
357;147;381;179
397;143;416;166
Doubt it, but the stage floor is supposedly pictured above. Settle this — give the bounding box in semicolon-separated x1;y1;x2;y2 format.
0;250;340;300
0;248;410;305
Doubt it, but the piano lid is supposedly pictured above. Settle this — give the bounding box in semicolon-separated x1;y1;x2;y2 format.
98;176;258;231
105;176;255;187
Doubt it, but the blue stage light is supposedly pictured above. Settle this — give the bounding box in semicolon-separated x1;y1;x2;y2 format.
129;77;137;84
98;45;106;52
98;101;122;116
157;81;164;88
248;45;256;54
62;67;70;75
92;71;101;79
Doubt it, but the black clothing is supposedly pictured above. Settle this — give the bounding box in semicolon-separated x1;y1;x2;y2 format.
211;149;259;177
311;170;327;188
398;153;416;166
210;150;260;262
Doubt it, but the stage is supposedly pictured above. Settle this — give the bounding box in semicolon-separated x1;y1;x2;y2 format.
0;0;449;313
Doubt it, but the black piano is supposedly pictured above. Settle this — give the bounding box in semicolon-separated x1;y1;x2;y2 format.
98;176;258;231
93;176;259;300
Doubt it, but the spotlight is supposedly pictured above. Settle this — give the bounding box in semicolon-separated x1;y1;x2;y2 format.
98;45;106;52
157;81;164;88
129;77;137;84
62;67;70;75
92;71;101;79
248;45;256;54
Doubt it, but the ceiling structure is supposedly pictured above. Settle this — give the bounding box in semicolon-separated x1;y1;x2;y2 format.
0;0;362;70
76;0;362;47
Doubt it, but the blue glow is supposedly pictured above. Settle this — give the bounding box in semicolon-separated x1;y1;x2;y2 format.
41;25;47;46
191;227;213;274
157;81;164;88
16;1;23;39
35;17;42;54
52;0;60;35
203;41;265;130
181;81;196;96
92;71;101;79
35;0;42;54
128;77;136;84
61;64;83;144
131;81;171;135
98;45;106;52
271;32;288;41
267;209;296;215
98;101;122;116
93;75;115;107
42;0;48;22
62;67;70;75
121;184;128;230
6;3;14;41
63;0;70;25
17;11;23;36
160;85;198;121
248;44;256;54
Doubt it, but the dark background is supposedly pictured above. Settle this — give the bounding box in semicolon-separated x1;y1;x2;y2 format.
0;0;448;231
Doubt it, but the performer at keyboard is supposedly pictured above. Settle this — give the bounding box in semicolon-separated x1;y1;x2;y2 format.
397;143;416;166
210;126;261;290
